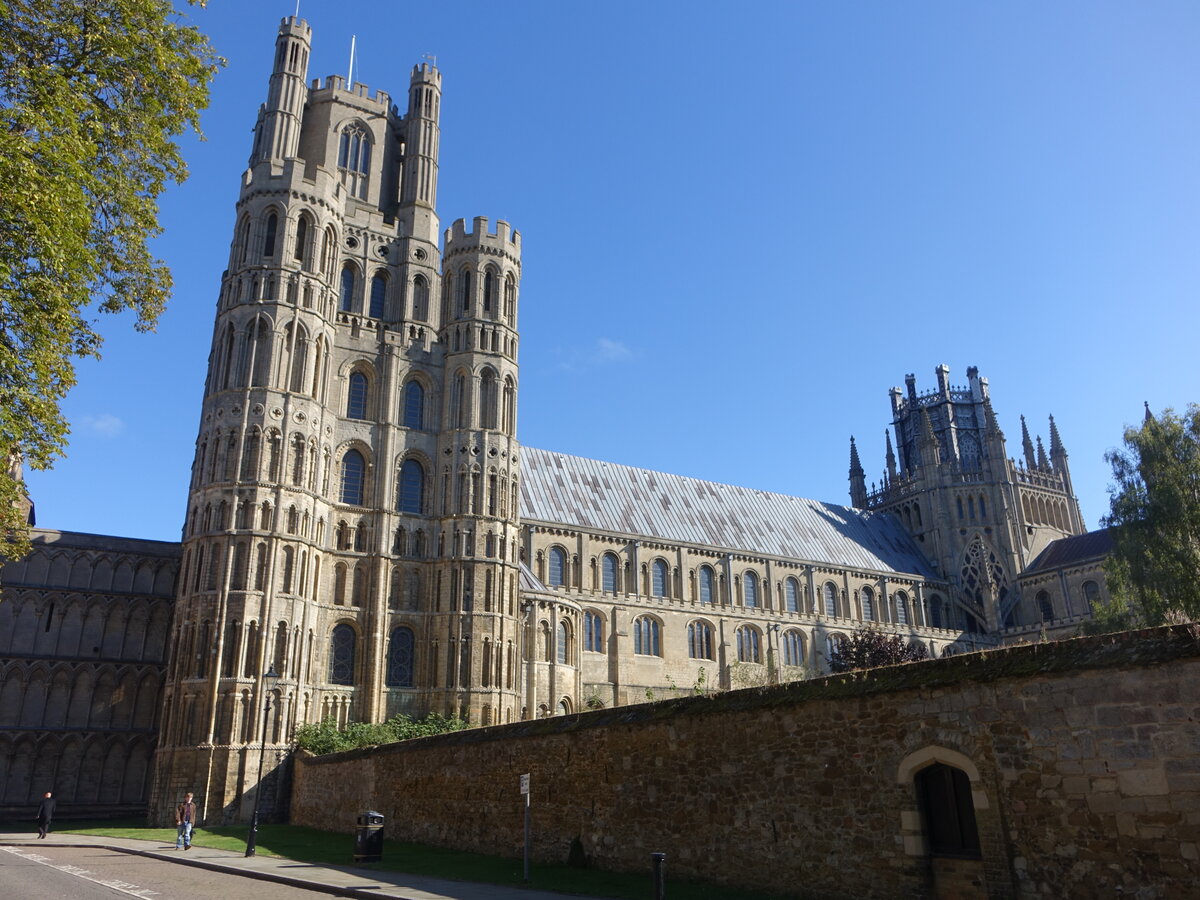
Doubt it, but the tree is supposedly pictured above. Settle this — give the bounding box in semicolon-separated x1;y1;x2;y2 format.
0;0;220;560
1100;404;1200;627
828;626;928;674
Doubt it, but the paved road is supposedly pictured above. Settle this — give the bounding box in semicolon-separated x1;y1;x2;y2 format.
0;845;338;899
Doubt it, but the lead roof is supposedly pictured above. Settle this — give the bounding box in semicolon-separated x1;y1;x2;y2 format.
519;448;938;579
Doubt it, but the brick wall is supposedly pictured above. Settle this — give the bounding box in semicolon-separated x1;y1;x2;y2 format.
291;625;1200;899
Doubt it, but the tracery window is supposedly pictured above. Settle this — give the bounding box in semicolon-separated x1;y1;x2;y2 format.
329;624;355;685
687;620;714;660
338;124;371;199
736;625;761;663
633;616;661;656
584;611;604;652
783;629;805;666
385;627;414;687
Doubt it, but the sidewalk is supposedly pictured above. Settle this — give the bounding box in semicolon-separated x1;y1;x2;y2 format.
0;832;613;900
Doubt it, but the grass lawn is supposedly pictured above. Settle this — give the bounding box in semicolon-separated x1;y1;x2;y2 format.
13;820;789;900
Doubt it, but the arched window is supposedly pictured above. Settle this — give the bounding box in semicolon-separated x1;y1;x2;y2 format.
651;559;668;598
785;577;800;612
698;566;715;604
347;372;368;419
783;630;805;666
915;763;982;859
397;459;424;514
1037;590;1054;621
403;380;425;429
602;553;619;593
369;273;387;319
895;591;909;625
548;547;567;588
823;582;838;617
450;371;467;428
503;273;515;323
929;594;944;628
861;586;875;621
293;215;308;263
340;265;356;313
329;624;355;685
736;626;761;663
483;270;496;313
584;611;604;652
743;571;758;608
633;616;661;656
412;275;429;322
263;213;278;257
458;268;472;314
556;621;570;665
1083;580;1100;612
502;376;516;434
340;450;365;505
479;369;498;429
338;124;371;198
687;621;714;660
385;627;414;687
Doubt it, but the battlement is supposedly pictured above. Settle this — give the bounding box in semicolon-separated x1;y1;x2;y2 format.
310;75;391;109
444;216;521;254
410;63;442;85
277;16;311;39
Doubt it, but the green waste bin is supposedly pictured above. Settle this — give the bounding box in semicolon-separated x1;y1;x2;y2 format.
354;810;384;863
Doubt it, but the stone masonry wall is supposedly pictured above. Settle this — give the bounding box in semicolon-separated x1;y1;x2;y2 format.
291;625;1200;899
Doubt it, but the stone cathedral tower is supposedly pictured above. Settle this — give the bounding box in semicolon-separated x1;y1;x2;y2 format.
850;365;1084;634
152;18;523;823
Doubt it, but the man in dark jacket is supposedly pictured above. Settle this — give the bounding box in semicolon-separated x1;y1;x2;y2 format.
36;792;55;839
175;792;199;850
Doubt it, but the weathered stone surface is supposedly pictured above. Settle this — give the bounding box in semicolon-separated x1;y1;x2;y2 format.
291;625;1200;899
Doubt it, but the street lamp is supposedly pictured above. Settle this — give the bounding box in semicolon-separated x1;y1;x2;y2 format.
245;665;280;857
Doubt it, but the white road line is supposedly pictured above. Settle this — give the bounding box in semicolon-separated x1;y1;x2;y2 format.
2;846;162;898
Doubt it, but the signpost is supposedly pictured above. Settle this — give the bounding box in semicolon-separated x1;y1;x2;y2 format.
520;773;531;882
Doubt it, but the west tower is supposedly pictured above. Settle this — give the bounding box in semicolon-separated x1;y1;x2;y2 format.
152;18;522;823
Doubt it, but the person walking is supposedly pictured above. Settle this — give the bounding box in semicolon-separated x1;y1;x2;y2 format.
35;792;55;839
175;792;199;850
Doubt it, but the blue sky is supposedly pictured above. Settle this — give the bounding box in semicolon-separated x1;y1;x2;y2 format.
26;0;1200;542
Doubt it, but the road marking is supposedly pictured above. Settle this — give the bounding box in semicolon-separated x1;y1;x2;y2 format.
1;846;162;898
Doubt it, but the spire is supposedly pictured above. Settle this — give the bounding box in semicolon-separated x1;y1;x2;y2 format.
1048;414;1066;459
916;408;940;468
849;436;867;507
885;429;897;478
1144;401;1154;424
1020;415;1036;469
983;399;1003;439
1036;435;1049;470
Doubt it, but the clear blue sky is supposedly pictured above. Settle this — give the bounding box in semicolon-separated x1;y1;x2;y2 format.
26;0;1200;542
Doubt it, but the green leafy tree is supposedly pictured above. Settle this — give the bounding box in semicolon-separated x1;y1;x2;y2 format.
294;713;470;755
1100;404;1200;627
828;626;928;674
0;0;221;560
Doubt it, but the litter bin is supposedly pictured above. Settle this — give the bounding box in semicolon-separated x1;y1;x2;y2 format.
354;810;384;863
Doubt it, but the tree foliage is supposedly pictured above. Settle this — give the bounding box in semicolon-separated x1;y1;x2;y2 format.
293;713;470;755
828;626;929;674
0;0;220;559
1101;404;1200;627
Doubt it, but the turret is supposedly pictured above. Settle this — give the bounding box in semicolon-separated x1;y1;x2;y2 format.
849;436;866;507
250;17;311;164
399;63;442;244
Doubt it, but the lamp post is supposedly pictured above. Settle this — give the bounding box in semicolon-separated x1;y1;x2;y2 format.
245;666;280;857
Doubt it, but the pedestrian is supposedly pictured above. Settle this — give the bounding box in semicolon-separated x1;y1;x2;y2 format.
175;792;199;850
35;791;55;839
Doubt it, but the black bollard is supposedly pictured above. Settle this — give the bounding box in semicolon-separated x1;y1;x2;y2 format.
651;852;666;900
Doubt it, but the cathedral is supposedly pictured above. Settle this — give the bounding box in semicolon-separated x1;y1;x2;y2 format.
0;17;1111;825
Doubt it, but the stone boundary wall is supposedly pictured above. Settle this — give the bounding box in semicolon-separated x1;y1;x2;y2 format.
291;626;1200;899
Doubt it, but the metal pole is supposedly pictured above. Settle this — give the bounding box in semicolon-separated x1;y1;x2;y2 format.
245;695;272;857
651;852;666;900
523;790;531;882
